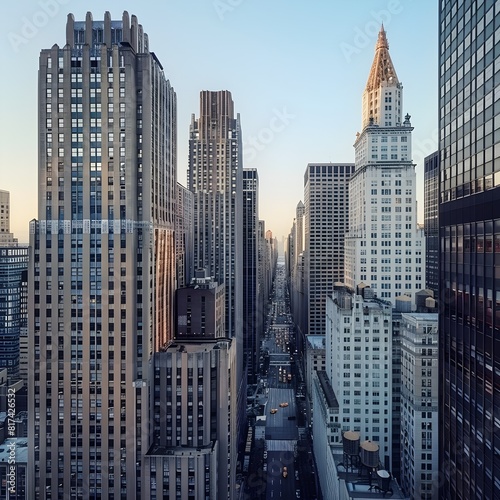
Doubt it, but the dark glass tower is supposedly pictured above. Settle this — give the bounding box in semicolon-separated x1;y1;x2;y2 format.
439;1;500;498
424;151;439;297
243;168;259;384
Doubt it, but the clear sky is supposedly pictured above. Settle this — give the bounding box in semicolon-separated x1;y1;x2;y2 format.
0;0;438;245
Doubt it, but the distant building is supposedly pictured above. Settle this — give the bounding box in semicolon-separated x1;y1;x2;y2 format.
243;168;260;384
304;163;354;336
0;246;28;382
176;183;194;289
0;190;18;247
305;335;326;402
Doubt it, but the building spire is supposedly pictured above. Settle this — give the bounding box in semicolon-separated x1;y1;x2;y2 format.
364;25;399;93
360;26;401;129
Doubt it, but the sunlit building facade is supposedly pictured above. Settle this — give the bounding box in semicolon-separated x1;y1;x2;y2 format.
29;11;177;498
344;27;425;309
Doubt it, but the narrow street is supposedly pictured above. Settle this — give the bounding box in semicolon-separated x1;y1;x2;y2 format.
242;259;319;500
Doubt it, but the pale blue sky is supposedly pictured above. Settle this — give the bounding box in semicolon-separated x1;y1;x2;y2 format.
0;0;438;244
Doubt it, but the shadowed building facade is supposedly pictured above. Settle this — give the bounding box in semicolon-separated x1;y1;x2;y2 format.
439;1;500;498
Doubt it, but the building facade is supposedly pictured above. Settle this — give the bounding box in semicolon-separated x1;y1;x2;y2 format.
344;27;425;309
175;182;194;289
439;1;500;498
400;312;439;499
188;90;243;342
29;11;177;498
187;89;245;481
243;168;260;384
304;163;354;336
0;246;29;381
424;151;439;297
0;190;18;247
326;285;393;470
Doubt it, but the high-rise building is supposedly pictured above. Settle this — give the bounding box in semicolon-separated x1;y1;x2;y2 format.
175;182;194;289
400;312;439;499
326;285;393;469
0;190;27;383
144;273;238;499
243;168;260;384
188;90;243;341
344;27;425;309
187;89;245;477
0;246;28;381
29;11;177;498
438;1;500;498
424;151;439;297
0;190;18;246
304;163;354;336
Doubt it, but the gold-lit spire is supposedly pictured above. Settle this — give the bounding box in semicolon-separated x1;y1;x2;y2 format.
360;25;401;129
364;25;399;93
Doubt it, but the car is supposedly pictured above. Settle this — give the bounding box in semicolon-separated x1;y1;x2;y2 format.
270;408;278;414
279;402;289;408
263;451;267;459
282;466;288;478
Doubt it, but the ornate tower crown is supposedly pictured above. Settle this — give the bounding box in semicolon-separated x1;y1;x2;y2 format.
364;25;399;92
361;25;401;129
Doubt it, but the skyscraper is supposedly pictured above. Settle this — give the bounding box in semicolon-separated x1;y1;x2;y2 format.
304;163;354;336
344;27;425;309
0;190;18;246
439;1;500;498
0;246;28;382
29;11;177;498
243;168;260;384
0;189;27;383
424;151;439;297
188;90;243;339
187;89;245;477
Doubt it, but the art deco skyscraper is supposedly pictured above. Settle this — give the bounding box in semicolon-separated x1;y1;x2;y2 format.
29;12;177;499
187;89;245;475
439;1;500;498
188;90;243;341
344;27;425;309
